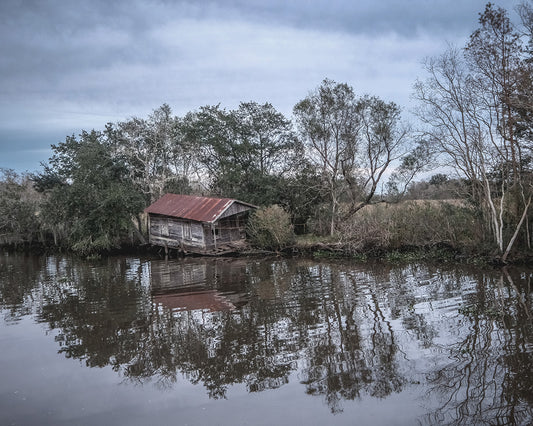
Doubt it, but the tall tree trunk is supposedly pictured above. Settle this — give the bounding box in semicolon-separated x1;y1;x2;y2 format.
330;199;336;237
502;195;531;262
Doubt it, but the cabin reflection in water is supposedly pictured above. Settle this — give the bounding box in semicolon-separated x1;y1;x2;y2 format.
150;258;249;312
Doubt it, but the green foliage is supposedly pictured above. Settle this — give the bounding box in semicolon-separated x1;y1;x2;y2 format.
0;169;42;246
247;205;295;251
312;250;341;259
34;130;144;255
277;162;326;234
384;248;456;263
429;173;449;186
181;102;301;206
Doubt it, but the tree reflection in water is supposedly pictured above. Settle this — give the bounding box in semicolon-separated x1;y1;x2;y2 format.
297;264;405;414
0;254;532;422
425;268;533;425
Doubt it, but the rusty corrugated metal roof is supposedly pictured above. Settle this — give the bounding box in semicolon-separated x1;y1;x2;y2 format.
144;193;255;223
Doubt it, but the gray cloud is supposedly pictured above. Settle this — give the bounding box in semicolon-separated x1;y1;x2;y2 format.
210;0;489;36
0;0;520;172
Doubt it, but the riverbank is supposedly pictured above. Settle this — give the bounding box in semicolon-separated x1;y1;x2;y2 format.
286;235;533;266
4;235;531;267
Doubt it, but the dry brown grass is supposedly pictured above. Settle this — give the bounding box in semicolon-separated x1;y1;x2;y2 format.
337;199;484;252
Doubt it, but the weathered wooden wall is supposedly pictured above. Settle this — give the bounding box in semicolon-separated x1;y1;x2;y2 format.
149;215;206;250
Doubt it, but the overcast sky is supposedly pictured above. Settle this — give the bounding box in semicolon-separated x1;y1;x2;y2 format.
0;0;522;173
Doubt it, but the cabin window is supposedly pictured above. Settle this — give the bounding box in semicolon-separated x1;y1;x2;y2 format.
182;223;191;240
150;224;160;235
161;221;169;237
191;223;204;242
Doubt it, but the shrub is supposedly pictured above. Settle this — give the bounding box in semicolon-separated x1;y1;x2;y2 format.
247;205;295;251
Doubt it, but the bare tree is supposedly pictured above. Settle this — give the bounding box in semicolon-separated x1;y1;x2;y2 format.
294;79;410;235
108;104;193;204
414;3;533;260
343;95;409;217
294;79;360;235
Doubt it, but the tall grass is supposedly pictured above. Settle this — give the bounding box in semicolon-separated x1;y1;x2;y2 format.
338;200;488;254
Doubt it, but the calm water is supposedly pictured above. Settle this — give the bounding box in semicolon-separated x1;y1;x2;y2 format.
1;253;532;426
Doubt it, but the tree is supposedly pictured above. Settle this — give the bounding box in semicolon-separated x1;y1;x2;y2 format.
33;130;145;255
467;3;533;259
414;47;485;198
107;104;193;205
414;4;533;260
181;102;301;206
235;102;301;176
466;3;524;185
344;95;410;216
386;139;434;201
293;79;359;236
294;79;410;235
278;161;326;234
0;169;42;246
515;1;533;171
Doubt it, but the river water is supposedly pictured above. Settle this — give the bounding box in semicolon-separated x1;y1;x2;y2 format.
0;252;532;425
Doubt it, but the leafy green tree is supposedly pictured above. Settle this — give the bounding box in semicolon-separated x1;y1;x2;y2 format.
181;102;301;205
234;102;301;176
278;162;326;234
33;130;144;255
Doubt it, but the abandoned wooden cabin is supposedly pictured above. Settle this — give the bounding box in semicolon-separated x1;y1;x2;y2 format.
144;193;256;255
